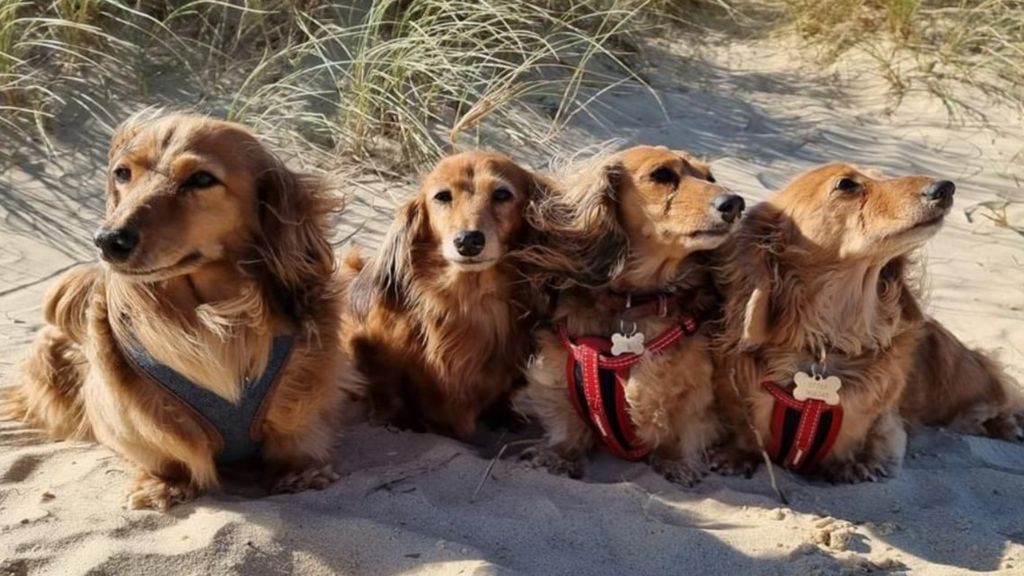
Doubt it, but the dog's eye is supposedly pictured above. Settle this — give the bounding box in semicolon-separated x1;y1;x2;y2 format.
182;171;219;190
705;174;717;183
433;190;453;203
113;166;131;184
492;187;513;202
834;177;861;194
649;167;677;185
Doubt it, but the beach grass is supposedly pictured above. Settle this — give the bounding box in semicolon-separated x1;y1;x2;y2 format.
775;0;1024;113
1;0;1021;169
0;0;656;169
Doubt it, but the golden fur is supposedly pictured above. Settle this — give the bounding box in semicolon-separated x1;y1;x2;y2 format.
902;319;1024;440
516;145;741;485
342;151;555;439
1;111;346;509
713;163;957;483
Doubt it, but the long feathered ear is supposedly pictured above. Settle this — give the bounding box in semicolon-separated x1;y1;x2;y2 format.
725;203;791;351
253;152;339;325
509;171;579;291
505;154;628;289
562;157;629;285
348;197;426;316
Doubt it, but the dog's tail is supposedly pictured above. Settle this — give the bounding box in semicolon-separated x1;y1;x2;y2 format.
342;245;381;320
905;318;1024;441
2;265;101;439
2;326;93;440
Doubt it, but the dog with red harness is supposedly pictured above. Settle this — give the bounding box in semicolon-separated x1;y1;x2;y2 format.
515;145;744;485
711;163;957;483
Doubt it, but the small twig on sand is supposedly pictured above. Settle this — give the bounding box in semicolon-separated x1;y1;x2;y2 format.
730;367;789;506
367;452;461;495
752;427;789;506
471;444;509;503
470;438;539;503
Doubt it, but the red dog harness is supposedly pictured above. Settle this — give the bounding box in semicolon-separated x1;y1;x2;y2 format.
558;313;698;461
762;381;844;472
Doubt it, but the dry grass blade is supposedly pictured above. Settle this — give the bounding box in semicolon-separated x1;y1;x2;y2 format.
965;200;1024;239
469;438;541;503
728;367;789;505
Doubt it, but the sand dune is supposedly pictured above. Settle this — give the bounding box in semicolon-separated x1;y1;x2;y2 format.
2;38;1023;575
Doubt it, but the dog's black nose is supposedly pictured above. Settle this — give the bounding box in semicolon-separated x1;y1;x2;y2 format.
712;194;745;224
93;228;139;262
922;180;955;208
453;230;486;257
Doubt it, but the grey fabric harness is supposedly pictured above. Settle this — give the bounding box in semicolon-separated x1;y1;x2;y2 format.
121;334;295;464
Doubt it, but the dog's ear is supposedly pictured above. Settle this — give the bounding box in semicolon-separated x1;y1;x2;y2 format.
563;158;629;284
727;204;792;350
510;171;579;294
253;152;338;324
567;158;623;229
513;156;628;288
521;171;562;238
349;197;426;315
527;172;557;204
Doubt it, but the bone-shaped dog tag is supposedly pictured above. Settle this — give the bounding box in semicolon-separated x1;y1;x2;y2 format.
611;332;645;356
793;371;842;405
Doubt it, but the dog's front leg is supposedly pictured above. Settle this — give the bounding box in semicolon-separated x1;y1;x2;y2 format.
261;429;341;494
822;409;906;484
522;434;592;480
127;463;206;510
650;440;708;487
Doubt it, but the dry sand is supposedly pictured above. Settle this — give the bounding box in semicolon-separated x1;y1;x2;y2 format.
2;37;1023;575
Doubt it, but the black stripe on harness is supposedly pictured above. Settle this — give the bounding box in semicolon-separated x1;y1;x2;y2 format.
776;405;837;469
598;366;632;452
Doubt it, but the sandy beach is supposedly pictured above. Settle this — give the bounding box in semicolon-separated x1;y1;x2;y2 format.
2;35;1023;575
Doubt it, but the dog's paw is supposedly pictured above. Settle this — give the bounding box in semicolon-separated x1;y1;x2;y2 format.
821;459;893;484
708;446;759;478
128;474;199;511
651;457;705;487
983;412;1024;442
271;463;340;494
520;446;583;479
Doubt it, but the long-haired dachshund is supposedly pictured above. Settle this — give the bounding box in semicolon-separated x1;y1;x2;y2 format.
342;151;555;440
2;112;345;509
515;145;745;485
713;163;962;483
